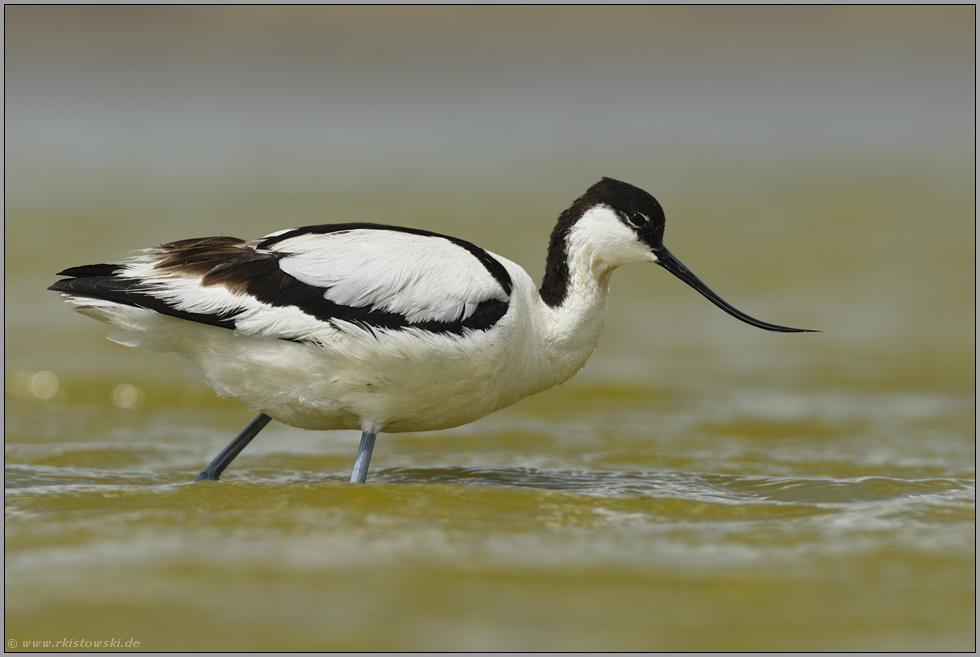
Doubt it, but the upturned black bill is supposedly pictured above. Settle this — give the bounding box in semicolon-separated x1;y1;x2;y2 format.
656;248;816;333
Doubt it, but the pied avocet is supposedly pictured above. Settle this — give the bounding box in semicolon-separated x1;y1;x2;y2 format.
50;178;812;483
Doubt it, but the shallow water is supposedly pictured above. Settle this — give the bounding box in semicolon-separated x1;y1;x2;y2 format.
5;376;974;650
5;6;976;652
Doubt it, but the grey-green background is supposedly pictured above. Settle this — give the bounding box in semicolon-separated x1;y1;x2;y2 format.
5;7;975;651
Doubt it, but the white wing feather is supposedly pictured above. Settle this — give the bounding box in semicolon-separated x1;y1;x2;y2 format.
273;230;508;324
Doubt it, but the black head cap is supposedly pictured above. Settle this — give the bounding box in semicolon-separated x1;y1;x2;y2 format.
580;177;667;249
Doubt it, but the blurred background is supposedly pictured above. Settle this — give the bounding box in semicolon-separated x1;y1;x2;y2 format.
5;6;975;651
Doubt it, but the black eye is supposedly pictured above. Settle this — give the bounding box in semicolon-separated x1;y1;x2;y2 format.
625;212;647;228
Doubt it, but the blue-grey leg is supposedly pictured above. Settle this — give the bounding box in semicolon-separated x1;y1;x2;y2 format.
195;412;272;482
350;431;378;483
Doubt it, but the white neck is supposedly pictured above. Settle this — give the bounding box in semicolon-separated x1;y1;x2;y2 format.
540;257;612;381
536;209;637;385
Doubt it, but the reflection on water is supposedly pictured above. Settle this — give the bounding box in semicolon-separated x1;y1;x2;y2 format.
4;6;975;653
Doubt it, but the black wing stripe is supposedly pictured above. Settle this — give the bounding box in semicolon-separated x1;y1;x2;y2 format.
259;223;514;296
222;256;509;335
48;276;241;330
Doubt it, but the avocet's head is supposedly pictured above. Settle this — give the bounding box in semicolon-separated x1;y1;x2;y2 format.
544;177;814;333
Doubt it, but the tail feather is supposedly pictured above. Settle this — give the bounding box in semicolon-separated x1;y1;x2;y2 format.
49;273;239;330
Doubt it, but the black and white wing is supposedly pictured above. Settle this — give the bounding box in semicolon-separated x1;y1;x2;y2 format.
50;223;514;342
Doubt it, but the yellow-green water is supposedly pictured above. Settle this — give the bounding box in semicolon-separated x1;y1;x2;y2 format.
6;169;975;650
5;6;975;652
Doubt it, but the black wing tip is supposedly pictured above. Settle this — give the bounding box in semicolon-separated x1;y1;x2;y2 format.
49;264;121;294
55;263;120;278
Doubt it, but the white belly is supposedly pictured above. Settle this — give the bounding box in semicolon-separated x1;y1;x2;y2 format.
81;296;551;434
193;326;529;433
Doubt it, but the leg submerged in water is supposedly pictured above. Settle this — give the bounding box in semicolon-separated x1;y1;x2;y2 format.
195;412;272;481
196;414;380;483
350;431;378;483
